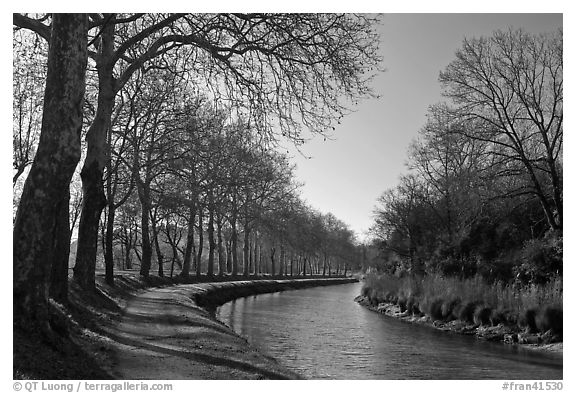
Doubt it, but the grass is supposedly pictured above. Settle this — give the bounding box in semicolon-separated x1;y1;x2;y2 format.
15;272;353;379
362;272;562;335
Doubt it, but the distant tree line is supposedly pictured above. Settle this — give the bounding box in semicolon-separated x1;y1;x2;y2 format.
368;28;562;286
13;13;381;339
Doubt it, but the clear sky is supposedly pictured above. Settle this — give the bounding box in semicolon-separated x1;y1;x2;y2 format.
285;13;563;241
2;12;563;241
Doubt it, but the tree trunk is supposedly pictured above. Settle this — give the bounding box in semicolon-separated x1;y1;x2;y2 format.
14;14;87;333
207;202;216;277
258;244;263;275
103;117;118;285
166;225;182;277
181;204;195;277
151;219;164;277
119;242;125;270
73;17;116;290
139;197;152;277
243;225;250;277
249;235;254;276
539;128;563;231
514;154;561;233
253;232;259;277
124;227;133;270
134;245;142;263
217;217;225;276
550;165;563;231
278;244;285;277
104;204;115;285
231;214;239;276
100;217;106;257
296;255;301;276
50;185;72;304
270;247;276;276
226;238;232;274
196;206;204;277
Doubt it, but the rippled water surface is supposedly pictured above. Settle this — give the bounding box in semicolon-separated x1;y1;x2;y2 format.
216;282;562;379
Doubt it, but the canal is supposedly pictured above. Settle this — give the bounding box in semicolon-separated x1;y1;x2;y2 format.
216;281;562;379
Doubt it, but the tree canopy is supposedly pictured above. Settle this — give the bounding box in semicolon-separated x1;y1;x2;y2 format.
13;13;376;332
369;28;562;285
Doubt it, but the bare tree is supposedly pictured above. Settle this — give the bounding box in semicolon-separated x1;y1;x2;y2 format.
13;14;87;335
439;29;563;231
408;104;489;245
371;175;431;273
102;92;135;285
14;13;382;289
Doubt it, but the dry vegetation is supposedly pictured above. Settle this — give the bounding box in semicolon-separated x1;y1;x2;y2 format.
361;272;562;339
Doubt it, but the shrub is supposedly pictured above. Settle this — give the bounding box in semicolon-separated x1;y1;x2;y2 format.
422;297;444;321
477;257;515;284
473;305;492;326
397;295;407;312
513;234;563;285
382;291;394;303
412;302;422;316
360;271;562;332
406;295;422;315
458;301;478;324
536;306;563;336
405;295;415;314
518;308;538;333
368;290;379;306
489;308;509;326
441;298;461;321
451;302;464;321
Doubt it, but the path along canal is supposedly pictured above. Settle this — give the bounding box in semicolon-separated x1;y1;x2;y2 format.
216;281;562;379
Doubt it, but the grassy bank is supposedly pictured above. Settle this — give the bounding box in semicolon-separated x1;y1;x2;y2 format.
14;274;193;379
14;273;354;379
359;272;562;345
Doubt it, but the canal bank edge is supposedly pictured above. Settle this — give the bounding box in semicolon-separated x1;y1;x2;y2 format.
14;272;358;379
354;295;562;355
192;277;358;309
107;276;357;379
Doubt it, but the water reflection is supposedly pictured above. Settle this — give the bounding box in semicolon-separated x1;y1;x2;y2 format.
216;282;562;379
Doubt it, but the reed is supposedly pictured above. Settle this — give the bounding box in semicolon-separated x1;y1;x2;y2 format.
361;272;562;333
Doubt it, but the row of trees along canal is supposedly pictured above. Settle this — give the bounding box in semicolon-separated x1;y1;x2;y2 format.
366;29;562;286
13;14;382;340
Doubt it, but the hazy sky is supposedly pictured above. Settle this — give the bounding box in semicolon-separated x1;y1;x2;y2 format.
284;13;562;241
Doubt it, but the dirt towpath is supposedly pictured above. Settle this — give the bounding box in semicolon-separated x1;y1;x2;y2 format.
104;284;299;379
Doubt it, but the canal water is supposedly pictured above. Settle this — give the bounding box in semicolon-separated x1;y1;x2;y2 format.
216;282;563;379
